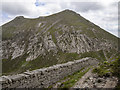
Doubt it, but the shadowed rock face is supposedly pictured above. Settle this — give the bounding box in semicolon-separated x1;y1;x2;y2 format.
1;9;119;74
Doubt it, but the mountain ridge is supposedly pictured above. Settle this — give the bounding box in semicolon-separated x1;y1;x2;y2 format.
2;9;118;39
2;9;119;75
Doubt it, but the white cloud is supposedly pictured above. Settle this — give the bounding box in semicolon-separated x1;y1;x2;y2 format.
79;1;118;36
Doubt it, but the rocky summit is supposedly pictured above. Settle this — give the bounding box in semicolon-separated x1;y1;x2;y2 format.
1;9;119;75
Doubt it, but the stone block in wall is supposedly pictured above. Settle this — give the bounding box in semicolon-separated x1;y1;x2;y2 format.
8;81;20;88
0;77;8;84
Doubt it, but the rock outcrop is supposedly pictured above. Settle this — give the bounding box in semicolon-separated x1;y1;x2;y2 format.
2;9;118;74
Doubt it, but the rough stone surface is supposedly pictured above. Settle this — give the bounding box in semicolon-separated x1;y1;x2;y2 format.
2;22;117;61
1;57;98;88
73;69;118;88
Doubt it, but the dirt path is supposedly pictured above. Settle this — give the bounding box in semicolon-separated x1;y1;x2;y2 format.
51;67;118;88
72;69;93;88
52;67;90;88
72;69;118;88
104;77;118;88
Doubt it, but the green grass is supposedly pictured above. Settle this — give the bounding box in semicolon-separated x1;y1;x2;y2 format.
92;65;111;77
50;31;57;44
56;51;80;63
58;30;63;35
92;54;120;89
2;53;28;75
80;50;106;62
92;54;120;77
59;67;90;88
2;49;112;75
2;51;80;75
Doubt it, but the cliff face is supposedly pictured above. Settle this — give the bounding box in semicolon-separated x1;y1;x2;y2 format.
1;10;119;75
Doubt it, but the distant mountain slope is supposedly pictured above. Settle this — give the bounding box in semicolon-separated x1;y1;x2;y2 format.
1;9;119;75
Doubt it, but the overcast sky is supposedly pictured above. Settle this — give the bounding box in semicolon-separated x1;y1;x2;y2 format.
0;0;119;37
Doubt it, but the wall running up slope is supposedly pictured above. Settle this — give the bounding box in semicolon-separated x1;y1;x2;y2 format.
1;57;98;88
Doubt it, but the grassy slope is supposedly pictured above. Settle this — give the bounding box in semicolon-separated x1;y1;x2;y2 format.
2;49;114;75
2;10;119;75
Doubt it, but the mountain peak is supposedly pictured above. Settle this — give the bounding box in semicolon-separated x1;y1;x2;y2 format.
14;16;24;20
63;9;75;12
60;9;78;14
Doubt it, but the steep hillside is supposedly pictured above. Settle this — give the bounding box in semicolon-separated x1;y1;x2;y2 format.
1;9;119;75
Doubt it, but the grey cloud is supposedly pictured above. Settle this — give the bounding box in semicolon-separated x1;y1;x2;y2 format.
70;2;104;12
111;2;118;7
2;2;30;15
102;16;118;22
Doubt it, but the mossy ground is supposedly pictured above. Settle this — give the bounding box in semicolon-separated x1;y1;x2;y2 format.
92;54;120;88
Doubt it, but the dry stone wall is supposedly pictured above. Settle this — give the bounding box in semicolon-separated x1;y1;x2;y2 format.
0;57;98;88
